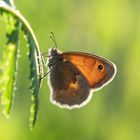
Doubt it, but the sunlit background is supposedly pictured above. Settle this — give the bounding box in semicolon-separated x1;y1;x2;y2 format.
0;0;140;140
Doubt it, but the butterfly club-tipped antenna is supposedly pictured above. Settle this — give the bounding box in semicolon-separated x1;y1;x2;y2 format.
41;32;56;57
49;32;58;49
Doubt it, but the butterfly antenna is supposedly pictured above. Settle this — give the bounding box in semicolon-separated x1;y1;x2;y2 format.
49;32;57;49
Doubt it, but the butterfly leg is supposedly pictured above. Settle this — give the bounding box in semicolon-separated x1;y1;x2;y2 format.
40;71;50;80
40;65;52;80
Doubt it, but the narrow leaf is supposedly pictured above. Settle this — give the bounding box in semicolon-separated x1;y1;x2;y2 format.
23;32;42;129
0;13;19;117
0;1;44;128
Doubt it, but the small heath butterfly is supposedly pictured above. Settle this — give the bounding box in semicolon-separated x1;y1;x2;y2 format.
44;33;117;109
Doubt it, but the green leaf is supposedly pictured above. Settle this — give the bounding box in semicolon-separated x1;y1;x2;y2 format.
23;31;42;129
0;1;44;128
0;13;19;117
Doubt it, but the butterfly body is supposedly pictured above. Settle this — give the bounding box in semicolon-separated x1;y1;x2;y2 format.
47;48;116;109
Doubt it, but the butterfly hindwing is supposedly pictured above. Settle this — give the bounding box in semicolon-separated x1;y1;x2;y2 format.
49;61;91;107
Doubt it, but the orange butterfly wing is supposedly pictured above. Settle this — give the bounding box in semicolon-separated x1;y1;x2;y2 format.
61;52;116;89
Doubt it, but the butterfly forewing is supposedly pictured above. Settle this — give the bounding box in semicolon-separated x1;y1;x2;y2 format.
61;52;116;89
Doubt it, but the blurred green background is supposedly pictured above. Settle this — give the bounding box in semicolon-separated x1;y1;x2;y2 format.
0;0;140;140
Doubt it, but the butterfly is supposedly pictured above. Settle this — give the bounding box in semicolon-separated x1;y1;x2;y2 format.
44;33;117;109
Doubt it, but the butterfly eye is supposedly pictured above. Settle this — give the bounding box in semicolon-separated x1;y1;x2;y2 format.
98;64;104;71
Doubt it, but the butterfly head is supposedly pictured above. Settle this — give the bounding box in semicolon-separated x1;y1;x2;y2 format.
47;48;63;68
48;48;58;56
